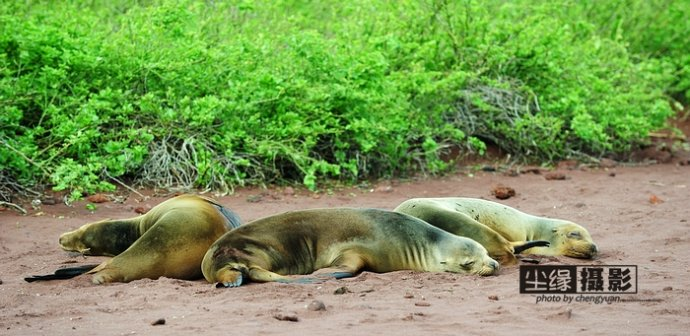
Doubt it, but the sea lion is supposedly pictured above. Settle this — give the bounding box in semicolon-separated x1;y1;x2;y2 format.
202;208;500;288
394;200;541;265
394;198;598;260
26;194;241;284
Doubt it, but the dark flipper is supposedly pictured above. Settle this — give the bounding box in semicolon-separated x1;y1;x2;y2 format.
517;257;541;264
513;240;550;255
276;272;356;285
24;264;100;283
213;204;242;229
322;271;356;279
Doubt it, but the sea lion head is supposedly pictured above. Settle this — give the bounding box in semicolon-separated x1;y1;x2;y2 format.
548;222;598;258
439;239;500;276
59;223;99;255
58;219;136;257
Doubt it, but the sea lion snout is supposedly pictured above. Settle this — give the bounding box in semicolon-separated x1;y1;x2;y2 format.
474;257;500;276
58;231;75;248
489;259;499;271
587;243;599;257
485;258;500;275
58;231;82;252
564;241;599;259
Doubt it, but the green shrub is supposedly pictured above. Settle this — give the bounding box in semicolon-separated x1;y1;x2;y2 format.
572;0;690;101
0;0;684;199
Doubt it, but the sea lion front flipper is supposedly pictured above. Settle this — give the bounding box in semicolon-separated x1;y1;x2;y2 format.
215;273;244;288
511;240;550;255
211;264;289;288
24;264;101;283
211;265;248;288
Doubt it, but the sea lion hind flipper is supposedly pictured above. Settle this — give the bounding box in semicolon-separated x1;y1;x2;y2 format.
276;272;355;285
283;277;324;284
324;271;355;279
24;264;101;282
293;270;357;284
216;205;242;229
517;257;541;264
512;240;550;255
204;198;242;229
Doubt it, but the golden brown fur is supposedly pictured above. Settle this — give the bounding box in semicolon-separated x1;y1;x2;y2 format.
58;194;240;284
202;208;499;288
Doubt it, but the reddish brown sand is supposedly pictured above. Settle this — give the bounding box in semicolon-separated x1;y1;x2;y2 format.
1;163;689;335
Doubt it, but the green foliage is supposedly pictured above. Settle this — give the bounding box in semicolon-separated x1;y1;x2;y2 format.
573;0;690;101
0;0;685;197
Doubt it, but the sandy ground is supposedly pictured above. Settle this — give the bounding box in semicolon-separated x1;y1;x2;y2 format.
1;160;689;336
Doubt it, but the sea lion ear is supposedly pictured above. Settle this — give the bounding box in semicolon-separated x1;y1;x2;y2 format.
551;228;559;233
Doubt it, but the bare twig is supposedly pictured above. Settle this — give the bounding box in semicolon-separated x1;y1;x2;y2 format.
0;201;27;214
0;138;50;176
0;170;41;202
103;170;145;198
648;132;686;140
448;79;541;159
134;135;264;194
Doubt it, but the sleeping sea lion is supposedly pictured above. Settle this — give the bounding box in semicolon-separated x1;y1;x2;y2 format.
202;208;502;288
26;194;241;284
394;198;597;261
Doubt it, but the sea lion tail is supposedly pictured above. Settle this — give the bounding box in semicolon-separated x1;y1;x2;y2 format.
512;240;550;255
24;264;101;282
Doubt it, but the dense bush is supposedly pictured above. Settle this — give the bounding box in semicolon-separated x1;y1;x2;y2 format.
1;0;685;199
574;0;690;102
